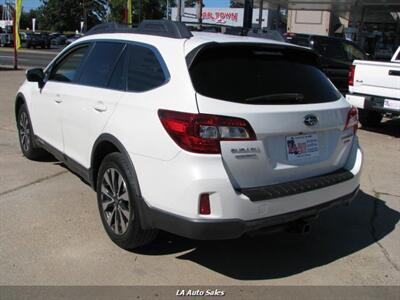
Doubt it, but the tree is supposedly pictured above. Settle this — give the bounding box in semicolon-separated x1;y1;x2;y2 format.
20;8;44;30
139;0;165;21
39;0;108;32
108;0;126;23
230;0;243;8
108;0;166;24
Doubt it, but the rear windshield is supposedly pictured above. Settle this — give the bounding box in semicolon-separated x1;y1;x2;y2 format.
188;45;341;104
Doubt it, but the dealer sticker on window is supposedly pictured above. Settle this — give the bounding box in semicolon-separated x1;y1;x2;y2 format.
286;133;319;161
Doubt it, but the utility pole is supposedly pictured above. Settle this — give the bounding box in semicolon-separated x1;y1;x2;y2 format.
177;0;182;22
243;0;253;33
196;0;203;28
166;0;170;20
358;6;366;48
258;0;263;29
82;0;87;32
138;0;142;23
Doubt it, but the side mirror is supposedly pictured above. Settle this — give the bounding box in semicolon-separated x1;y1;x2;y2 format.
26;68;45;88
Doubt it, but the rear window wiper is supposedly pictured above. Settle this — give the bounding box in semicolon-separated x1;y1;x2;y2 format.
245;93;305;103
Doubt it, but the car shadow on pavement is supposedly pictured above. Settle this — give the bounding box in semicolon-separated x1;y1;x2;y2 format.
360;118;400;138
136;190;399;280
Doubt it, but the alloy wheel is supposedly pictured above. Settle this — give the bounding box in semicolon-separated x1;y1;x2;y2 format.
19;111;31;152
101;168;131;235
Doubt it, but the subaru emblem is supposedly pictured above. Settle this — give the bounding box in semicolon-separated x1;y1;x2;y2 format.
304;114;318;126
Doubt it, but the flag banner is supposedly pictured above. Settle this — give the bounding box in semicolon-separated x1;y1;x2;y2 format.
127;0;132;25
15;0;23;49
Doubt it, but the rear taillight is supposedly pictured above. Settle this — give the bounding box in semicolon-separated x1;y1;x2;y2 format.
158;109;256;154
348;65;356;86
344;106;359;133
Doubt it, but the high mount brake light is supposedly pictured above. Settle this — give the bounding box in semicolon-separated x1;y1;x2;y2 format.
158;109;256;154
344;106;359;134
348;65;356;87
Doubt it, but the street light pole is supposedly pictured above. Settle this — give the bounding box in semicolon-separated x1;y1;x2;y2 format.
82;0;88;32
13;8;17;70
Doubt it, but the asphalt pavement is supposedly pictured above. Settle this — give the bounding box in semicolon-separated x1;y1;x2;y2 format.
0;70;399;290
0;46;62;68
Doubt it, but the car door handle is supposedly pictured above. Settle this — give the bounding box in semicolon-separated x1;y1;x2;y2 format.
54;94;62;103
389;70;400;76
94;101;107;112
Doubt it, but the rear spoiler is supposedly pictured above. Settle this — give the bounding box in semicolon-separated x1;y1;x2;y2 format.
186;42;321;70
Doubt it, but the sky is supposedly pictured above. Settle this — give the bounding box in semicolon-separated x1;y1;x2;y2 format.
203;0;230;7
0;0;231;11
1;0;41;10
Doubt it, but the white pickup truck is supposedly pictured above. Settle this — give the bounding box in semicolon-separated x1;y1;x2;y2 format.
346;46;400;126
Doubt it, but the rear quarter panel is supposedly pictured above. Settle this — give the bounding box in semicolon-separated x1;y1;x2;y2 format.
102;38;198;162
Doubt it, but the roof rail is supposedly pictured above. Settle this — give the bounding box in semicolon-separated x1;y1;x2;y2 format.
85;22;132;36
85;20;193;39
137;20;192;39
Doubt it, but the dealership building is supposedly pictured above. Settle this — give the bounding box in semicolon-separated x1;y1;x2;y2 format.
172;0;399;58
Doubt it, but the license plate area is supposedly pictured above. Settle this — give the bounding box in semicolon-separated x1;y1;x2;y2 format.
384;99;400;111
286;133;319;161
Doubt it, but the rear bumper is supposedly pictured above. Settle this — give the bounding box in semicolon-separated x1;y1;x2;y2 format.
238;168;354;202
142;187;359;240
346;93;400;115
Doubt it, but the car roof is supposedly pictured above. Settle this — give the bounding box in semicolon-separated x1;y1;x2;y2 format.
185;31;289;53
76;30;295;56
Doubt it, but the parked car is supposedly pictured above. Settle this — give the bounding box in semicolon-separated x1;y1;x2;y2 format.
50;33;67;45
247;28;285;42
346;46;400;126
285;33;368;94
21;32;51;49
1;26;13;47
65;34;83;45
15;21;362;250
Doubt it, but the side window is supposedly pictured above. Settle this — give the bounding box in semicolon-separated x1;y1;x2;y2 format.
79;42;125;88
343;42;365;61
108;49;127;91
49;46;89;83
313;38;347;61
126;45;167;92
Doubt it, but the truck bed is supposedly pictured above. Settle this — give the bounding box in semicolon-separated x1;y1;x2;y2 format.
349;59;400;100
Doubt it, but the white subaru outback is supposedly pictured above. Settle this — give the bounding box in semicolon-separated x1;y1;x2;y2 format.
15;21;362;249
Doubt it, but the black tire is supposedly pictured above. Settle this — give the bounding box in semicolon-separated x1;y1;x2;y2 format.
97;152;158;249
26;42;31;48
17;104;48;160
359;109;383;127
